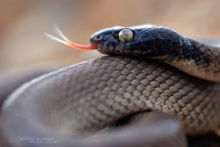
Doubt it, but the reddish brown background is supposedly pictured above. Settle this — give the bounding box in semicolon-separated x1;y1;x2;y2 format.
0;0;220;75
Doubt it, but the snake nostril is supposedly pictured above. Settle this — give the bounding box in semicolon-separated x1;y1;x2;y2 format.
92;35;104;44
96;35;103;40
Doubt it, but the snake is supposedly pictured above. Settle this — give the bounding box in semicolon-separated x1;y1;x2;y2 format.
0;24;219;147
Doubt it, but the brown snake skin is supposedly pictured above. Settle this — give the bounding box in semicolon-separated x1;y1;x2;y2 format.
0;56;219;147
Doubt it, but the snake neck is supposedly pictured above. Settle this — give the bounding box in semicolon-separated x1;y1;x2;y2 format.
165;38;220;82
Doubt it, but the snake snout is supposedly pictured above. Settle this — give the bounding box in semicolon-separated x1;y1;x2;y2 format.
90;34;104;45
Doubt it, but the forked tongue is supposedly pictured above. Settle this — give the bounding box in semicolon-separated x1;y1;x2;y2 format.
66;40;97;50
45;24;97;50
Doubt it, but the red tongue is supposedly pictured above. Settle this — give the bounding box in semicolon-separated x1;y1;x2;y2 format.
67;40;97;50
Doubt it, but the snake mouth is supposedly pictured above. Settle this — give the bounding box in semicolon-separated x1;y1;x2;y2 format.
96;44;113;54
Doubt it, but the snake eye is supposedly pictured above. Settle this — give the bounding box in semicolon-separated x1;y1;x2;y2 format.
118;29;133;43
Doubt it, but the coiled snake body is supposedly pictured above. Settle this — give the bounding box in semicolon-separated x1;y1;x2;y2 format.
0;25;220;147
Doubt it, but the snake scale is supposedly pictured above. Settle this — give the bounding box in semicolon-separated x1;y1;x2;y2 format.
0;25;219;147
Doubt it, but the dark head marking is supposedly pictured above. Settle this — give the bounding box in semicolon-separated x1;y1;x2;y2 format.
90;25;189;59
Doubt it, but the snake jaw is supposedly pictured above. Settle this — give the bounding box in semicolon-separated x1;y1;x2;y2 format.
45;24;97;50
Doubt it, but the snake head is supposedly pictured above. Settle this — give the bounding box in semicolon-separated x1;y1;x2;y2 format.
45;24;188;60
90;25;187;58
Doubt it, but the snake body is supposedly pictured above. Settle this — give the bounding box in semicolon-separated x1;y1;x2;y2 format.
0;25;220;146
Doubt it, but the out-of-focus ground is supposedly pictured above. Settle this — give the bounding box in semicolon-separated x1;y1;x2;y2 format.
0;0;220;74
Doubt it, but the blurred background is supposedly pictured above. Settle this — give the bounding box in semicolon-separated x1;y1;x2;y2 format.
0;0;220;75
